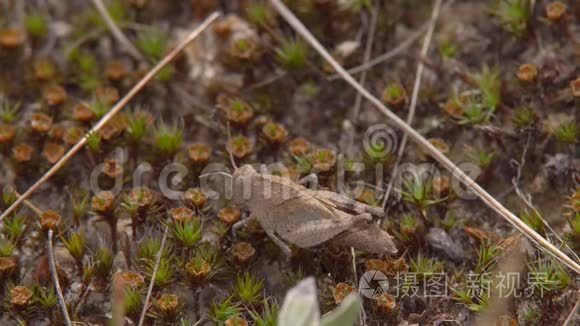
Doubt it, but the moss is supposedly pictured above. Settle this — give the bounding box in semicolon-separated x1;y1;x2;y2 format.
172;218;202;248
233;273;264;304
227;135;253;160
211;297;242;324
188;143;212;165
410;254;444;277
0;28;25;48
545;1;567;22
527;259;570;295
246;2;274;27
25;12;49;38
512;107;536;129
218;207;242;225
276;38;308;70
262;122;288;144
382;83;407;108
553;122;577;143
1;1;577;323
153;123;184;156
489;0;531;37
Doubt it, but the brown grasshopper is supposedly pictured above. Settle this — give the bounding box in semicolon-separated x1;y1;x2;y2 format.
228;164;398;256
203;128;397;256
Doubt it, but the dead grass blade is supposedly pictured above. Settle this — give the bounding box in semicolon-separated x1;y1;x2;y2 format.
268;0;580;274
563;295;579;326
90;0;145;61
48;229;73;326
0;12;221;223
111;276;127;326
137;226;169;326
350;6;379;323
350;1;379;126
327;25;427;81
381;0;444;211
511;133;579;262
9;188;43;217
327;0;454;81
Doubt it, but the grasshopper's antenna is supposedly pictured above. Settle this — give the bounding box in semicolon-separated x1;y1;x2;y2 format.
199;171;233;179
226;121;238;170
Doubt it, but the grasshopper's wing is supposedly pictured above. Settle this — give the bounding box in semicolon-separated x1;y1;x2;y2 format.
246;173;370;247
329;223;398;254
268;197;362;248
310;190;384;217
245;173;307;210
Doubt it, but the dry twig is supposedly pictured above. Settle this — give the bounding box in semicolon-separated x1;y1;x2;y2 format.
268;0;580;273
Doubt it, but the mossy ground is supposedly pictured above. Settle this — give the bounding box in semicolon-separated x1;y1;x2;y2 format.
0;0;578;325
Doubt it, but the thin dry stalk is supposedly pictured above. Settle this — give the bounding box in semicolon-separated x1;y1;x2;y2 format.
350;1;379;125
511;133;579;262
9;188;43;217
327;0;456;81
48;229;73;326
0;12;221;223
268;0;580;274
111;273;127;326
475;238;525;326
563;295;579;326
90;0;145;61
137;226;169;326
350;7;378;323
327;24;427;81
350;247;367;323
22;199;43;217
381;0;444;211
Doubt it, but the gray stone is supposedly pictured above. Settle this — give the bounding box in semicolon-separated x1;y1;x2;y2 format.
426;227;466;262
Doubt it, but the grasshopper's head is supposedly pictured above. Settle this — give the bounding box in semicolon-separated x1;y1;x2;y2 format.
232;164;257;205
232;164;256;178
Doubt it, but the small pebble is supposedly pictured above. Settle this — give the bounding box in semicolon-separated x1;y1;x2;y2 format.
426;227;465;261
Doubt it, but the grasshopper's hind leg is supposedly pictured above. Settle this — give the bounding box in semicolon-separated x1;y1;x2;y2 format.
233;217;251;231
298;173;319;189
232;213;253;238
266;230;292;257
351;213;373;225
